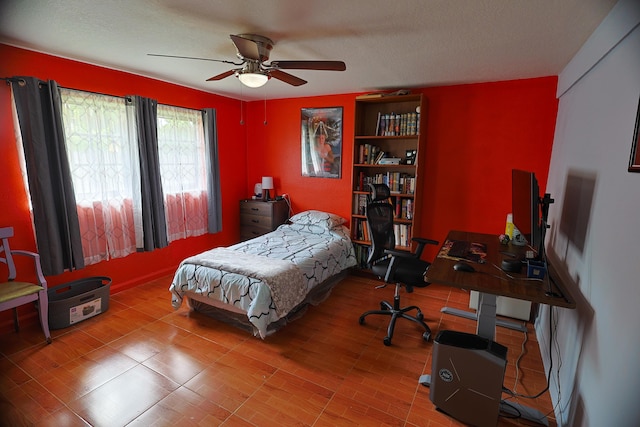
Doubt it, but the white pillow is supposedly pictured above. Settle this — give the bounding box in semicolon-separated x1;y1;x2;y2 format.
288;210;346;230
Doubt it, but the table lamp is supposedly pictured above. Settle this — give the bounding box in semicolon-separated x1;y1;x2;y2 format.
261;176;274;201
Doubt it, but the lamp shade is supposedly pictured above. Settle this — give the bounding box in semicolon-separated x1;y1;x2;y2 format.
238;72;268;88
261;176;274;190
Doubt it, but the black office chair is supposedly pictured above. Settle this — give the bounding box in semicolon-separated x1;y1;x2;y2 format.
358;183;439;346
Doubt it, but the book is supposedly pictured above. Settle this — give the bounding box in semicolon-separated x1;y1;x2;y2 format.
438;240;488;263
356;93;384;99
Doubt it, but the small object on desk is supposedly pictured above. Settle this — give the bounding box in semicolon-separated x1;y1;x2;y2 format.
501;258;523;273
498;234;510;245
440;240;487;264
526;259;547;279
453;261;475;273
447;240;470;258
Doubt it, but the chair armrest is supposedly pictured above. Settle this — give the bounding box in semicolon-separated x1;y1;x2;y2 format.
381;249;422;283
383;248;416;259
381;239;439;283
412;237;439;257
11;250;48;288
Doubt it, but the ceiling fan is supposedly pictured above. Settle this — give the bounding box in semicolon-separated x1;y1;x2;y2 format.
148;33;346;88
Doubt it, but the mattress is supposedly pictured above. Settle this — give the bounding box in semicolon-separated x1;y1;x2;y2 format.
169;221;356;338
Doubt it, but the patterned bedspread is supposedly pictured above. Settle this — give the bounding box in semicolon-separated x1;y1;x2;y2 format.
169;222;357;338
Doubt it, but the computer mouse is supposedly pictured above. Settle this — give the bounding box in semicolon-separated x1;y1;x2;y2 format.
453;261;475;272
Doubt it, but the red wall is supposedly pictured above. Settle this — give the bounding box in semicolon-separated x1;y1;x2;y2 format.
244;96;356;221
0;44;247;298
0;43;558;330
246;78;558;260
418;79;557;257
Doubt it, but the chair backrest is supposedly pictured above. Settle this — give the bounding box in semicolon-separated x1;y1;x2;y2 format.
365;184;396;265
0;227;17;280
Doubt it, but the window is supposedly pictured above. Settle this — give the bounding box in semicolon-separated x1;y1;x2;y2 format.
157;104;209;241
61;89;140;264
60;90;210;265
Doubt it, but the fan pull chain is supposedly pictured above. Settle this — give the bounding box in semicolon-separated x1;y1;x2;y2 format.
263;87;268;125
239;81;245;125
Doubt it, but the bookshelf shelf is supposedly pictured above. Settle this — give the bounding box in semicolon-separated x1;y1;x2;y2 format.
350;93;427;269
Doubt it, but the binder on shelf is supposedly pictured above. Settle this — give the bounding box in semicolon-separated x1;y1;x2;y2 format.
378;157;401;165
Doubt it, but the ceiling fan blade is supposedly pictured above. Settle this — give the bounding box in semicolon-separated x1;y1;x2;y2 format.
269;60;346;71
230;34;263;61
206;70;236;81
147;53;240;65
269;69;307;86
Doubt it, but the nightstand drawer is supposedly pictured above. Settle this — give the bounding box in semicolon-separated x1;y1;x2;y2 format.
240;202;273;217
240;225;270;240
240;213;277;229
239;199;289;242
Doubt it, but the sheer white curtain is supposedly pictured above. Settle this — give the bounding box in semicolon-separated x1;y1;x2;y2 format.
60;89;142;264
157;104;208;241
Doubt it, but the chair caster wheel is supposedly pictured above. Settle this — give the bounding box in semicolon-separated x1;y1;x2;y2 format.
416;311;424;321
383;337;392;346
422;331;431;342
380;302;387;311
358;316;365;325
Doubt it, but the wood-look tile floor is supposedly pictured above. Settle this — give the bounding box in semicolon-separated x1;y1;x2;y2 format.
0;273;557;426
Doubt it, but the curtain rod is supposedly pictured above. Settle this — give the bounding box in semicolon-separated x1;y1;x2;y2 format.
1;76;205;111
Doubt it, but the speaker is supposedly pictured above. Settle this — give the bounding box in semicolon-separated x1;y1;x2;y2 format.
429;330;507;427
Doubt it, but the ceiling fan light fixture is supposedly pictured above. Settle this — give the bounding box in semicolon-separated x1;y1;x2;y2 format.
238;72;268;88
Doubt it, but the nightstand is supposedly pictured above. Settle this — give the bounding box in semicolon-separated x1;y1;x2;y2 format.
239;199;289;241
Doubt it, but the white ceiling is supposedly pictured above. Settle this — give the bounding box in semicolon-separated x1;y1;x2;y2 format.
0;0;617;101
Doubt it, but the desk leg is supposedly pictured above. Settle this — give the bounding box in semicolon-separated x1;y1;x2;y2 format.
500;401;549;426
440;293;527;337
476;292;497;340
418;374;431;387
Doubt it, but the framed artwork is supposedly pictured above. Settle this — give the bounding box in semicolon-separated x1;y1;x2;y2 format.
629;97;640;173
301;107;343;178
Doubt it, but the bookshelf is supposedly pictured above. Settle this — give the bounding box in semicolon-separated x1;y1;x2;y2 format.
350;93;427;269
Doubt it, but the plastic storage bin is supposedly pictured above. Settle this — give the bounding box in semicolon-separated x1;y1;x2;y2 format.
47;276;111;329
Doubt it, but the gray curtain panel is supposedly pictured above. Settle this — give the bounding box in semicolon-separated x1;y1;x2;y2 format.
126;95;169;250
10;77;85;275
202;108;222;233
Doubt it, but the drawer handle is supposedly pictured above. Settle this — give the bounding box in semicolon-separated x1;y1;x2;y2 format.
251;207;259;211
252;219;259;223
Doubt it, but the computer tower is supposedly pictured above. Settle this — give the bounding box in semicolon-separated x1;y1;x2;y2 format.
429;330;508;427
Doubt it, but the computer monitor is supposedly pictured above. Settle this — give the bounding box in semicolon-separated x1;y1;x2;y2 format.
511;169;541;255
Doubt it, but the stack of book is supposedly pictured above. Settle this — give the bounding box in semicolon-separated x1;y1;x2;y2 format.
356;171;416;193
375;111;420;136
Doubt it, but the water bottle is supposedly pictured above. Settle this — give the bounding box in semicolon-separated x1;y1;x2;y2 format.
505;214;514;239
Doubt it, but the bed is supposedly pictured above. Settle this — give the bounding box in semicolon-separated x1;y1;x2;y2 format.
169;210;357;338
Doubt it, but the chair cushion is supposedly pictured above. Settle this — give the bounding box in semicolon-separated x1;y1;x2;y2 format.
371;257;430;288
0;281;44;303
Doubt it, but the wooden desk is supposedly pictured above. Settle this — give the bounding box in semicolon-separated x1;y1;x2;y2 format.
421;231;576;426
425;230;575;340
